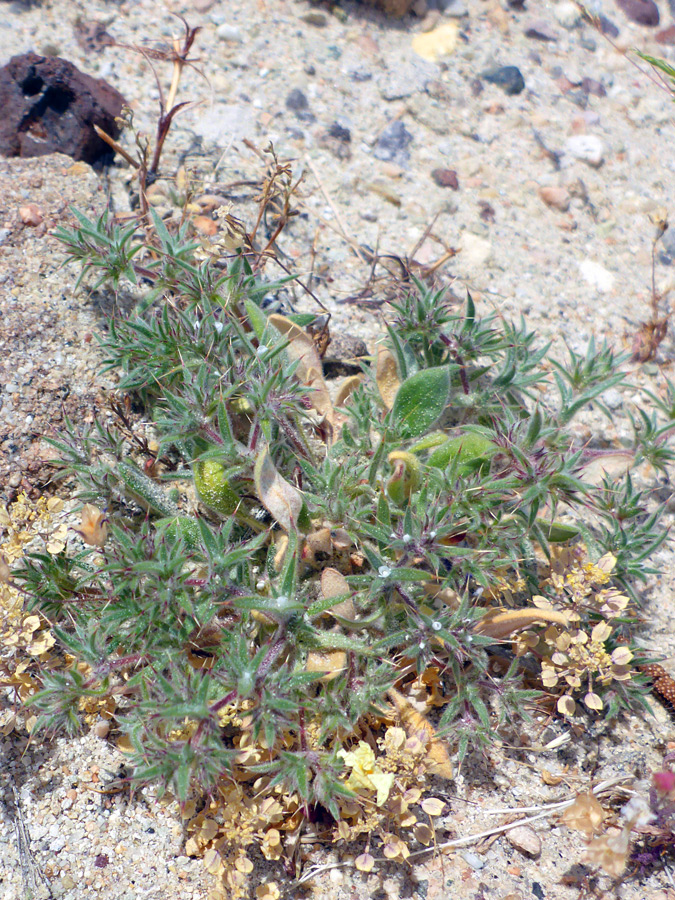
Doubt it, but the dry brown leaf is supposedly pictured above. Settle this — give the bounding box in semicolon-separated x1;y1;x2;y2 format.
268;313;334;426
474;607;570;640
320;566;355;620
376;347;400;410
388;687;453;779
253;446;302;533
306;649;347;681
335;374;364;407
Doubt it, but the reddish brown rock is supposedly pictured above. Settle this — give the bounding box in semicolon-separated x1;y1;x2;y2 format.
431;167;459;189
0;53;125;166
539;186;571;212
656;25;675;44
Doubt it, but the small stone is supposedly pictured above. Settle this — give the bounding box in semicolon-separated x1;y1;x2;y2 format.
597;14;620;37
581;77;606;97
482;65;525;96
564;134;605;167
658;227;675;265
603;389;623;410
579;259;615;292
285;88;308;112
460;850;484;870
300;10;328;26
437;0;468;16
431;167;459;189
411;22;459;61
373;120;414;166
538;185;570;211
19;204;43;226
553;1;581;29
193;0;215;10
459;232;492;270
525;20;559;41
616;0;659;26
656;25;675;44
60;875;76;891
216;23;244;41
379;57;439;101
505;825;541;859
93;720;110;739
192;215;218;236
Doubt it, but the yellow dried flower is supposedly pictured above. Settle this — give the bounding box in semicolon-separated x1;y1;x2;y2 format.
74;504;109;548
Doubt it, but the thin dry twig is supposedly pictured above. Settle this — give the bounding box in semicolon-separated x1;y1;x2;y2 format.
296;775;632;884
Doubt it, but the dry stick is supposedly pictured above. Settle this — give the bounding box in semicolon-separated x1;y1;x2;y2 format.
304;156;368;265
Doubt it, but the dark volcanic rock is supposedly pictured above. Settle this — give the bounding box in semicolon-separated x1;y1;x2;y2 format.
482;65;525;96
0;53;125;165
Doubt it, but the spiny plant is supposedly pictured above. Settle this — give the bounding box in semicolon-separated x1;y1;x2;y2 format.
5;192;674;894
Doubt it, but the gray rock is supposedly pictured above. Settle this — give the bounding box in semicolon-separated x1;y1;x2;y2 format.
658;227;675;265
373;120;414;165
379;56;439;101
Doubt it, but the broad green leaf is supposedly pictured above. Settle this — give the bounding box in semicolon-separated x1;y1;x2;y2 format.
392;366;451;438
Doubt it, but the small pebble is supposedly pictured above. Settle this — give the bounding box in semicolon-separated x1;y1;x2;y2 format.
538;185;570;211
373;120;414;166
431;167;459;189
192;215;218;236
579;259;615;292
19;204;43;226
285;88;308;112
597;14;620;37
482;65;525;95
505;825;542;859
656;25;675;44
460;850;484;870
603;389;624;410
216;23;244;42
616;0;659;27
300;10;328;26
525;21;558;41
553;1;581;29
564;134;605;167
438;0;468;16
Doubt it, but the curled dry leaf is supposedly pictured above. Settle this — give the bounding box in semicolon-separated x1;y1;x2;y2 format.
268;313;334;428
334;374;364;408
376;347;400;410
388;687;453;779
474;607;570;640
253;446;303;533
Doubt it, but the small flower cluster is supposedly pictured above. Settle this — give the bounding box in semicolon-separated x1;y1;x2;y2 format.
516;551;635;716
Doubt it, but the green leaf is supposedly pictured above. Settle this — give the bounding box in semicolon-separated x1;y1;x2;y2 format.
392;366;451;438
